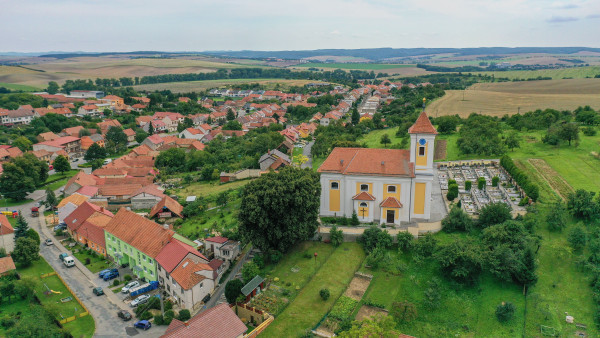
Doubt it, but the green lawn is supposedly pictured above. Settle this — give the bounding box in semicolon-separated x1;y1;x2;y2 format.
176;198;241;240
174;179;252;199
0;299;30;336
0;82;41;91
312;156;326;172
359;128;404;148
472;66;600;80
70;245;110;273
0;198;33;209
262;243;365;337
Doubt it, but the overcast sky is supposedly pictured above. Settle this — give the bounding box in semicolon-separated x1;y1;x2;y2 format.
1;0;599;53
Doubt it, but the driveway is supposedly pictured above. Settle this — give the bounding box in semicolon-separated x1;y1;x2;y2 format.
21;192;168;337
301;141;314;169
202;247;252;310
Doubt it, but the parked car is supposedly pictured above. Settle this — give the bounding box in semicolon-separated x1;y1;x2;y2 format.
134;320;151;330
99;268;118;278
48;165;53;170
130;294;150;307
92;287;104;296
54;223;67;231
63;256;75;268
72;158;79;162
59;253;69;261
117;310;132;321
44;239;53;246
103;270;119;281
121;281;140;293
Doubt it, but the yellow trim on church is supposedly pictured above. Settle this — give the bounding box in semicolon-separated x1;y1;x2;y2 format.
416;142;428;166
358;202;369;218
329;180;340;212
383;184;400;200
414;183;426;214
356;182;372;194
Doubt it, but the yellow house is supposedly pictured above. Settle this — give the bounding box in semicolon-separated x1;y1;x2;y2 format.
318;111;437;225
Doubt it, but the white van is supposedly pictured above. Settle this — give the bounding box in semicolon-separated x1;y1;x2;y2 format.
103;159;112;165
63;256;75;268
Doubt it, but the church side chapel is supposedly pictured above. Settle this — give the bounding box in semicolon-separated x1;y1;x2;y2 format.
318;111;437;225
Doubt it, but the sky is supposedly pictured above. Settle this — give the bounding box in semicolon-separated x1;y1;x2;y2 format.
1;0;600;53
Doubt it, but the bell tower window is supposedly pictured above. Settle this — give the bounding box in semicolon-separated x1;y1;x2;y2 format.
419;146;425;156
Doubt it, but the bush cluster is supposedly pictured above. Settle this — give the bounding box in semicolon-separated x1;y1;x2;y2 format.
500;155;539;201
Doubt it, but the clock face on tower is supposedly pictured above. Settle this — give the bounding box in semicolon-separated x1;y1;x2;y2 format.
419;138;427;146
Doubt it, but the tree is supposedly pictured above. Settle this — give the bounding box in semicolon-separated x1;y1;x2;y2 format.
238;167;320;253
446;183;459;201
436;116;459;134
351;108;360;125
12;237;39;267
396;232;414;252
0;163;35;200
226;109;236;121
222;120;242;131
13;215;29;242
216;191;228;206
12;136;32;152
546;202;568;231
504;132;520;151
46;81;59;95
568;225;587;251
224;279;244;304
435;239;483;284
478;202;512;228
241;262;260;284
491;176;499;187
390;301;418;323
477;177;486;190
0;281;15;303
442;206;473;232
566;189;598;221
465;180;472;191
84;143;107;161
105;126;128;154
338;314;399;338
135;131;148;143
45;188;57;210
495;302;516;322
350;211;360;226
559;122;579;146
380;134;391;148
365;245;386;269
329;225;343;247
413;233;438;257
320;288;330;301
359;225;393;253
148;122;154;135
78;128;91;137
177;309;191;321
53;155;70;175
90;159;104;171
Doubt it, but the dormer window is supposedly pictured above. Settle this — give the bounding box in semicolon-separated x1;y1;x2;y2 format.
360;184;369;192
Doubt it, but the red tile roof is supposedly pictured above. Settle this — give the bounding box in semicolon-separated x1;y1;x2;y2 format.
352;191;376;201
0;214;14;235
150;195;184;218
105;208;174;258
408;111;437;134
0;257;16;275
318;148;414;177
156;239;207;273
380;196;403;208
77;221;107;248
160;303;246;338
205;236;228;244
170;258;210;290
64;201;113;233
131;184;165;198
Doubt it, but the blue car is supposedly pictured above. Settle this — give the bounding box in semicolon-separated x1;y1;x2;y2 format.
134;320;151;330
103;270;119;281
99;268;117;278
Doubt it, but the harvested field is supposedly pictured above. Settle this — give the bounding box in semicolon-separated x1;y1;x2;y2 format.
434;139;447;160
427;79;600;117
355;305;389;322
135;78;328;93
343;275;372;301
528;159;574;200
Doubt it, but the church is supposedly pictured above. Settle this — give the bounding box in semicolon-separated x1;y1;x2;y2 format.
318;111;437;225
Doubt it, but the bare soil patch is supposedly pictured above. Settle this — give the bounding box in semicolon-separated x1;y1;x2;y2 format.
434;139;447;160
343;275;372;301
355;305;389;322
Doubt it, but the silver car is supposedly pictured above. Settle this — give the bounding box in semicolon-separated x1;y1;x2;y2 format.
130;294;150;307
121;281;140;293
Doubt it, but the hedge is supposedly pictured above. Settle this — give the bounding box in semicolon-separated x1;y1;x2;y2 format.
500;155;539;202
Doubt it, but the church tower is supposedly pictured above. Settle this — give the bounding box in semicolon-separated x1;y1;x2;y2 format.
408;110;437;220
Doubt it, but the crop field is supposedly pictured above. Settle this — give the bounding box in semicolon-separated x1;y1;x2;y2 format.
134;78;329;92
292;63;432;77
427;79;600;117
472;65;600;80
527;159;574;200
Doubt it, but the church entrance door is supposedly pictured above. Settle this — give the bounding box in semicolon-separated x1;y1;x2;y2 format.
386;210;395;223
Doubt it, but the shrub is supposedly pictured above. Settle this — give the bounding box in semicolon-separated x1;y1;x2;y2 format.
270;250;283;264
435;239;483;285
396;232;414;252
165;300;173;311
351;211;360;226
413;233;438;258
442;206;473;232
478;202;512;228
164;310;175;325
583;126;597;136
500;155;539;201
84;258;91;265
546;202;568;231
492;176;499;187
112;279;120;287
360;225;393;253
0;317;16;329
177;309;191;321
568;225;587;251
390;301;418;322
518;196;529;206
338;217;348;226
477;177;486;190
465;180;472;191
320;288;330;301
139;311;153;320
330;225;343;247
302;252;312;259
124;275;132;282
496;302;516;322
446;183;459;201
423;279;442;310
365;246;386;269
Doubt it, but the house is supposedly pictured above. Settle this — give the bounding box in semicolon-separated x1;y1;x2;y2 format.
130;185;166;210
63;201;113;237
28;149;52;164
258;149;291;171
97;119;122;135
156;239;218;310
78;104;101;116
123;128;136;143
57;193;90;223
0;106;38;125
0;215;15;253
33;136;82;158
0;147;22;162
37;131;59;143
101;95;124;107
80;134;105;150
241;275;265;303
178;128;204;141
142;135;165;150
318;111;437;225
160;303;246;338
150;196;184;220
69;90;104;99
204;236;240;262
64;171;99;195
0;257;16;277
76;219;110;256
104;208;175;280
62;126;85;138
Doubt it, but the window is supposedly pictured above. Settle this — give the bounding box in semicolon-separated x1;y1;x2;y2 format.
158;265;162;272
330;182;339;190
223;250;230;256
359;202;368;208
387;185;396;193
181;287;184;294
150;270;153;276
200;282;203;288
360;184;369;192
419;146;425;156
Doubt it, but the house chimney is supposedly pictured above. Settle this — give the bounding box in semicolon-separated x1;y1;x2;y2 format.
163;223;169;230
381;161;385;166
340;159;344;165
100;206;104;212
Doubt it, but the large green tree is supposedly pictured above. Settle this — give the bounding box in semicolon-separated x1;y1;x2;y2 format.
53;155;70;175
45;188;58;210
84;143;107;161
105;126;128;154
435;238;484;285
11;153;48;186
46;81;60;95
0;163;35;200
238;167;320;253
12;237;39;267
224;279;244;304
13;215;29;242
12;136;32;152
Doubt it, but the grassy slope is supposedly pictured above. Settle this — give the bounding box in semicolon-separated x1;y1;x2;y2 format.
0;82;41;91
472;66;600;80
262;243;365;337
294;63;414;70
174;179;251;199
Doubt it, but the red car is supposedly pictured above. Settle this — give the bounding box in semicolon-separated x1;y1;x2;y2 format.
49;165;54;170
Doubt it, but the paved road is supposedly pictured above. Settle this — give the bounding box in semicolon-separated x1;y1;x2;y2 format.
301;141;314;169
20;190;167;337
203;247;252;310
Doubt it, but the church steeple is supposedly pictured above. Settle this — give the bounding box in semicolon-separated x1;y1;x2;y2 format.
409;111;436;175
408;111;437;135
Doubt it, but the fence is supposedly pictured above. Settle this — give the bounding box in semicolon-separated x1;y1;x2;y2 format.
42;272;90;323
244;315;274;338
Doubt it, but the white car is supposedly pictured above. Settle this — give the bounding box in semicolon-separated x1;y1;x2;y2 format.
130;294;150;307
121;281;140;293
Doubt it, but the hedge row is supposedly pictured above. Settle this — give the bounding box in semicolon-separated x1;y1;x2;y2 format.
500;155;539;202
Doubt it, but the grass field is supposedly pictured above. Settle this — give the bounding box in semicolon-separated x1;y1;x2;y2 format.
427;79;600;117
174;179;251;199
0;82;41;91
262;243;365;337
134;78;329;92
472;66;600;80
294;63;414;70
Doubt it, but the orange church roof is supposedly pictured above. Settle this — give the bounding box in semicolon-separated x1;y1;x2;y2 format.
408;111;437;135
318;148;414;177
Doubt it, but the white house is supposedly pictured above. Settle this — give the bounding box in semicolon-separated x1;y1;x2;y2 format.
0;215;15;253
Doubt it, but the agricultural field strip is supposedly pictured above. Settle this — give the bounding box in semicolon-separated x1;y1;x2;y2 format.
528;159;574;200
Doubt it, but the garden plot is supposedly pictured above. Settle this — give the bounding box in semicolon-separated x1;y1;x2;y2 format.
343;274;372;301
355;305;389;321
247;288;288;315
